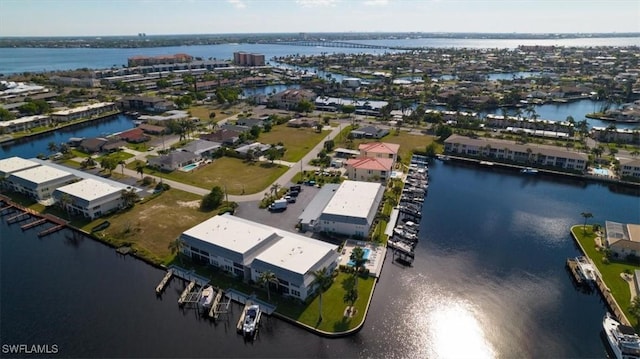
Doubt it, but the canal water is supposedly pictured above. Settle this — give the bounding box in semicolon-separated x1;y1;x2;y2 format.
2;160;638;357
0;114;135;159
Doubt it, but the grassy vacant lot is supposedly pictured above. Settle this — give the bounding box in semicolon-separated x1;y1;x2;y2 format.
130;157;288;195
84;189;216;264
573;225;640;327
259;126;330;162
189;105;241;122
335;129;440;165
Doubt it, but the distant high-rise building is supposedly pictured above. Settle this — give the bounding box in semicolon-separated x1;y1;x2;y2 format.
233;52;265;67
127;53;193;67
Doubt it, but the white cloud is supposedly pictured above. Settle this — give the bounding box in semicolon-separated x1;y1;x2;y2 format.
363;0;389;5
227;0;246;9
295;0;339;7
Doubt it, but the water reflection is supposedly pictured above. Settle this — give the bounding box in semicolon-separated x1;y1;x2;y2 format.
427;301;495;359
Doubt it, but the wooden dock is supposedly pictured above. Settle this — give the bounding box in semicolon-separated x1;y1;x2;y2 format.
21;218;47;230
7;212;31;224
566;258;583;286
155;269;173;294
0;204;14;214
37;224;65;237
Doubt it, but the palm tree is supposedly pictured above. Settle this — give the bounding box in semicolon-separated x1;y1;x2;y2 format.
168;238;184;264
258;271;279;302
58;193;73;219
270;183;281;197
311;267;333;323
121;188;139;208
47;141;58;154
350;247;367;286
81;157;96;169
135;161;145;179
581;212;593;233
119;160;126;175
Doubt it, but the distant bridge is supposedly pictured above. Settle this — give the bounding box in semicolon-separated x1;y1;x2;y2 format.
263;40;418;51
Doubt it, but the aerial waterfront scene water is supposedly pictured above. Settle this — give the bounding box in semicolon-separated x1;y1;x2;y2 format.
2;1;640;358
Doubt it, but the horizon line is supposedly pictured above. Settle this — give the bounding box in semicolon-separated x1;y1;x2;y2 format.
2;31;640;39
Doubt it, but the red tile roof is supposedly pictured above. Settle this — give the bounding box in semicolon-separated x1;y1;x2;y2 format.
358;142;400;155
346;157;394;171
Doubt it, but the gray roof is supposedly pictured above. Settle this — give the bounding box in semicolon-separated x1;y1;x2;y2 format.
150;151;199;166
298;184;341;226
182;140;221;155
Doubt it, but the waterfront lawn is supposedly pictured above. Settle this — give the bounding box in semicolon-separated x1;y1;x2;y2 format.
278;272;375;332
259;126;330;162
97;151;134;164
572;225;640;327
84;189;216;264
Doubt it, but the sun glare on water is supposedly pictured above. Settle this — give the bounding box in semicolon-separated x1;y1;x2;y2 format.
427;302;496;359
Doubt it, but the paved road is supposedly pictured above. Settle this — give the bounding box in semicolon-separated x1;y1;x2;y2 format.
111;124;341;202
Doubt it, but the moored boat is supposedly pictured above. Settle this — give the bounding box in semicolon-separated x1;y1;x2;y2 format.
199;285;214;309
520;167;539;174
603;312;640;359
243;304;261;338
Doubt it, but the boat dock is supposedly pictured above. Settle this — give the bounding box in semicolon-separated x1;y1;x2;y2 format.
178;281;199;305
167;265;210;286
566;257;584;286
21;218;47;230
208;289;230;320
155;269;174;294
7;212;31;224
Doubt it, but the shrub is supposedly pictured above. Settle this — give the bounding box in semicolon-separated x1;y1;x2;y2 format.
142;176;155;186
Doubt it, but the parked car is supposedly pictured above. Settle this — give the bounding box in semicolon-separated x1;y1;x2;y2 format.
285;195;296;203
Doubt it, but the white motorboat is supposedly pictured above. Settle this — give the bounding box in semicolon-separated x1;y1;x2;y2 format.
199;286;214;309
520;167;539;174
243;304;261;338
603;312;640;359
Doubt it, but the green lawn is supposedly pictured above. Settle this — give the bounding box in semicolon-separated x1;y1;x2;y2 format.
129;156;288;195
277;272;375;332
97;151;134;163
259;126;330;162
572;225;640;327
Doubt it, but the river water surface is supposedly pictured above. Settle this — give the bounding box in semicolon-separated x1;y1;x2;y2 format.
2;161;638;358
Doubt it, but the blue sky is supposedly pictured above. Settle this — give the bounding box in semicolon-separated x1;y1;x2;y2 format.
1;0;638;36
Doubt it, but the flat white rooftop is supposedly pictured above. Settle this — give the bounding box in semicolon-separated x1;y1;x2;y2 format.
254;231;337;276
182;214;277;255
322;180;383;219
55;178;123;202
10;164;74;184
0;157;41;175
52;102;114;116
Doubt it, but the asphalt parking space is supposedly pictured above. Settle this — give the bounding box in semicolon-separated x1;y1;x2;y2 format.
234;184;320;234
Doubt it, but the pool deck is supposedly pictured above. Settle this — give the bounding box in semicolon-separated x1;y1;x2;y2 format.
339;240;386;277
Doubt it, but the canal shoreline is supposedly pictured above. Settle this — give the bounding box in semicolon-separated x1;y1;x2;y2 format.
0;110;123;146
0;194;375;337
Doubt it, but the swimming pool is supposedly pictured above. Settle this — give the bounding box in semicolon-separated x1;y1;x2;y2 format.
180;163;199;172
593;168;609;176
347;248;371;266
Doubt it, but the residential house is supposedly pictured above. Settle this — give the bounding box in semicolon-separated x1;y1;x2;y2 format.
138;123;166;135
117;128;149;143
287;117;319;128
182;140;221;157
200;129;241;146
271;89;316;110
235;142;271;158
236;118;265;128
148;151;200;171
79;138;108;153
605;221;640;259
345;157;394;182
119;96;175;113
349;126;390;139
359;142;400;163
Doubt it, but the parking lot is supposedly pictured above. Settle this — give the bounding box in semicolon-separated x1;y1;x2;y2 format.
234;183;321;236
